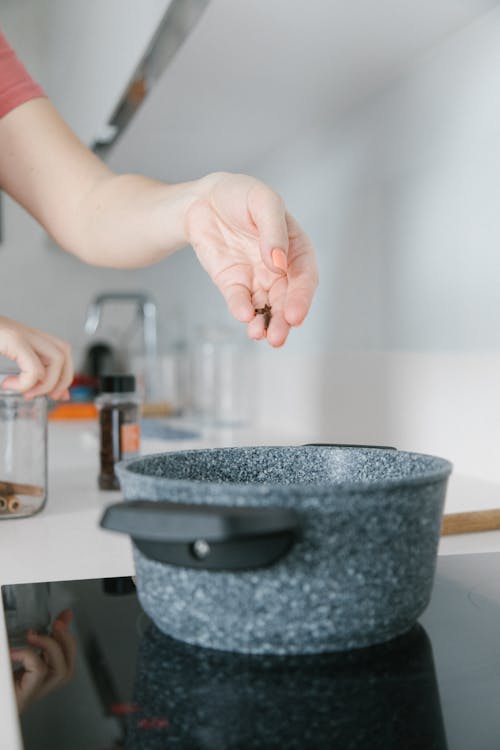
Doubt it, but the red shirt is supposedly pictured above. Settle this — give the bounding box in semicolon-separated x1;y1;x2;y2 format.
0;29;45;118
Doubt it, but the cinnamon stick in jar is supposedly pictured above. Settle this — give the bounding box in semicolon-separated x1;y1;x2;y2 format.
0;495;22;513
7;495;20;513
0;481;44;497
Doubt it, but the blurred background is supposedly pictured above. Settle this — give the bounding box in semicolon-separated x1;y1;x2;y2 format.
1;0;500;481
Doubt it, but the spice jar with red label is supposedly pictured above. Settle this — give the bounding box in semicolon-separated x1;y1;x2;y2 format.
96;374;140;490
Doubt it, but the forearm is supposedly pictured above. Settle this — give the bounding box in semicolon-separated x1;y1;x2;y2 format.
0;97;200;266
71;173;199;267
0;94;317;349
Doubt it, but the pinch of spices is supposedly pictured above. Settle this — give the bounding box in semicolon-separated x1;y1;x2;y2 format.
254;304;272;330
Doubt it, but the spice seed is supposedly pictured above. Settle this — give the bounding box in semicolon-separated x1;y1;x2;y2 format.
254;304;272;331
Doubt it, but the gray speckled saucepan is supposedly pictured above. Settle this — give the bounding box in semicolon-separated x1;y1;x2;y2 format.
100;444;452;655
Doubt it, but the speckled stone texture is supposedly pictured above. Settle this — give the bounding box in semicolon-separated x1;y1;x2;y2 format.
116;446;452;655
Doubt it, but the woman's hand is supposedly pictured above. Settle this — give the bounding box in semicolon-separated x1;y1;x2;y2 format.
0;102;317;347
0;316;73;399
10;609;76;713
186;173;318;347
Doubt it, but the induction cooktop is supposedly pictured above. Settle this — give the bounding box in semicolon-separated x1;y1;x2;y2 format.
3;553;500;750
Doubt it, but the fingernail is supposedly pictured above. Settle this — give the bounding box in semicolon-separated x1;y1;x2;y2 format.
271;248;288;273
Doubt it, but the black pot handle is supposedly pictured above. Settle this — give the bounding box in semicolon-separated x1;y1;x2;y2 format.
302;443;397;450
100;500;300;572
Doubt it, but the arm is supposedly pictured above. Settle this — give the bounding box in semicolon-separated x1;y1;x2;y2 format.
0;98;193;266
0;98;318;347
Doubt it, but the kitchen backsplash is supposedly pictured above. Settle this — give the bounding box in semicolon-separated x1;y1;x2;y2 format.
252;349;500;484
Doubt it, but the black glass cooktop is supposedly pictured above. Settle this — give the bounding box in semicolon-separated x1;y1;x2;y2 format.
3;553;500;749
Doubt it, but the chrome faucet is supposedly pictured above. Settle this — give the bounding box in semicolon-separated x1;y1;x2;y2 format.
84;292;160;401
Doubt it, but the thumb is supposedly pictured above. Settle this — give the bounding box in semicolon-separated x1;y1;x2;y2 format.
248;184;289;275
0;329;44;393
10;647;48;707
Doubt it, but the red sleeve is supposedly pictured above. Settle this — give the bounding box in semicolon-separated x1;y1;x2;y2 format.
0;29;45;119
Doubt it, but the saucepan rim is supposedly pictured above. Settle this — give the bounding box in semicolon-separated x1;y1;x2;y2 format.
116;445;453;495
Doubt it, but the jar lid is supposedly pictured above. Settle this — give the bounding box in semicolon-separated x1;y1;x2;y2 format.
99;374;136;394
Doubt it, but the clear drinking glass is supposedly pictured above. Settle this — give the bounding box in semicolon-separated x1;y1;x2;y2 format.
0;390;47;518
190;326;253;427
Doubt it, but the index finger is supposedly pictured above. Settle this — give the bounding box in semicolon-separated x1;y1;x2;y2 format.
248;183;289;275
52;617;77;678
0;336;45;393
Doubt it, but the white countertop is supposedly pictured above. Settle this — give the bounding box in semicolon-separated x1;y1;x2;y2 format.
1;421;499;749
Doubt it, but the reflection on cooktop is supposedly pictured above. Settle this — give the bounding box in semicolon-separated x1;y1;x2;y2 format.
3;554;500;749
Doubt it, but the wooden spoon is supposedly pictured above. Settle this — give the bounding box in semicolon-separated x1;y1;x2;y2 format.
442;509;500;536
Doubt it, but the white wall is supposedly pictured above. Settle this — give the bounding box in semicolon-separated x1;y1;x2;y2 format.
249;8;500;484
103;2;500;355
42;0;170;145
248;6;500;354
103;0;500;354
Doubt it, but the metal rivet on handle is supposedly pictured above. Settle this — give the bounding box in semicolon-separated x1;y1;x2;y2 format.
191;539;211;560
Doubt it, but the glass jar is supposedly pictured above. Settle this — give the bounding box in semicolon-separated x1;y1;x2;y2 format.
0;391;47;519
96;374;141;490
190;326;253;427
